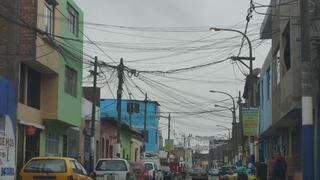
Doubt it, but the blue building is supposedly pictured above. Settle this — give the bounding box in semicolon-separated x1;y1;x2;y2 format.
100;99;160;153
258;50;273;162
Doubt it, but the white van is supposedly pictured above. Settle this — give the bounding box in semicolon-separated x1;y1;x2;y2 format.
94;158;136;180
141;158;163;180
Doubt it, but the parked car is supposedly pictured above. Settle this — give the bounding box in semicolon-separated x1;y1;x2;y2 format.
19;156;92;180
161;166;173;180
191;168;208;180
144;162;158;180
207;168;219;176
131;162;150;180
219;165;234;176
95;158;136;180
141;158;163;180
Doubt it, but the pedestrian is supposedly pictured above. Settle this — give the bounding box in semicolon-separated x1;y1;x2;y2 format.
271;153;287;180
257;157;267;180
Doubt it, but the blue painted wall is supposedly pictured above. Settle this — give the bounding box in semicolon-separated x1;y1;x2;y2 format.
259;54;272;134
100;99;159;153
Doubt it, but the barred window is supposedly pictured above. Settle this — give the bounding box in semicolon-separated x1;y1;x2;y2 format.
67;3;78;36
46;130;59;155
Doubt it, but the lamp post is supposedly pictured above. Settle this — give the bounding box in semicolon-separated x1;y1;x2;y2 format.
209;26;256;161
216;125;232;164
210;90;238;163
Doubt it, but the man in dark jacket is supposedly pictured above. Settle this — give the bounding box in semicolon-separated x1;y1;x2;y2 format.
271;154;287;180
257;157;267;180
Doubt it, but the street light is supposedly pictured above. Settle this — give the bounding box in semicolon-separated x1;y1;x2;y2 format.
216;125;232;165
210;90;238;164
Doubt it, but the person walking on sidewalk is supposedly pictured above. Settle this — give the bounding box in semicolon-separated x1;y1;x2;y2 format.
271;153;287;180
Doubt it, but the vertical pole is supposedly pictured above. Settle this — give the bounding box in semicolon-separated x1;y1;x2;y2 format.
300;0;314;179
168;113;171;140
144;93;148;152
238;91;244;164
129;93;132;127
116;58;124;158
89;56;98;173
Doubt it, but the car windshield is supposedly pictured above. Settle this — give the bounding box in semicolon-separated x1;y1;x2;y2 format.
96;160;128;171
24;159;66;173
145;163;153;171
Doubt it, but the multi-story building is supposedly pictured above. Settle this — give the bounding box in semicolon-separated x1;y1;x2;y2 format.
0;0;84;172
259;0;320;179
100;99;160;154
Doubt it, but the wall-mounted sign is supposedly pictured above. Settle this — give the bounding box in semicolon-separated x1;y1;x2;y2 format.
242;107;259;136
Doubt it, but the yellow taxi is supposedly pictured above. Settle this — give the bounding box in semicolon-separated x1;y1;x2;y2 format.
19;156;93;180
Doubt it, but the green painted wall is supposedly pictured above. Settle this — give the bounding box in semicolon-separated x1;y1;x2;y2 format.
57;0;84;126
121;130;132;161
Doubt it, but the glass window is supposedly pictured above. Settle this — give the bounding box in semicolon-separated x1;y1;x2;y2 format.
65;66;77;97
44;0;54;35
267;68;271;100
67;3;78;36
24;159;66;173
95;160;128;171
127;102;140;113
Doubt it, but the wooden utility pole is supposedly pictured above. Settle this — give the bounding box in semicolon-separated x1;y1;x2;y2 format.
89;56;98;173
116;58;124;157
168;113;171;140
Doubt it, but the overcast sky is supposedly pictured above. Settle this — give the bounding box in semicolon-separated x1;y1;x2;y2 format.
75;0;271;142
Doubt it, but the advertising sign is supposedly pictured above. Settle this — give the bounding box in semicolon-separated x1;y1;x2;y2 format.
0;77;16;180
164;139;174;152
242;107;259;136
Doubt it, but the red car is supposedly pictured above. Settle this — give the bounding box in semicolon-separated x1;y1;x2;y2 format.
131;162;150;180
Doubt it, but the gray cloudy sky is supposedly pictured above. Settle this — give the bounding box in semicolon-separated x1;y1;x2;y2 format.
75;0;271;141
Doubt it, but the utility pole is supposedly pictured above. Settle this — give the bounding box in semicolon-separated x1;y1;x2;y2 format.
168;113;171;140
128;93;132;127
300;0;314;179
116;58;124;158
89;56;98;173
144;93;148;152
238;91;244;164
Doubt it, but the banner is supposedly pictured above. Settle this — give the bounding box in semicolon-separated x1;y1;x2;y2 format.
242;107;259;136
0;77;16;180
164;139;174;152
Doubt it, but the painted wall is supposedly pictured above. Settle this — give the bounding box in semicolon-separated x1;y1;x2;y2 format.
57;0;84;126
100;99;160;153
259;50;273;134
121;130;132;160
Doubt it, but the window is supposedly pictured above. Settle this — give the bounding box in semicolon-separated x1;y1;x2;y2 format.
127;102;140;113
283;24;291;70
27;67;41;109
95;160;128;171
275;49;281;84
67;3;78;36
267;68;271;100
155;131;158;144
20;64;41;109
24;159;66;173
44;0;54;35
45;130;59;155
65;66;77;97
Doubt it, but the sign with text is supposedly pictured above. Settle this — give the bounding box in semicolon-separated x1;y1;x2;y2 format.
0;77;16;180
242;107;259;136
164;139;174;152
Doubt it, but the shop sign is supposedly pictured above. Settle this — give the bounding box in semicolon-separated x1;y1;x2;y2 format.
242;107;259;136
164;139;174;152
